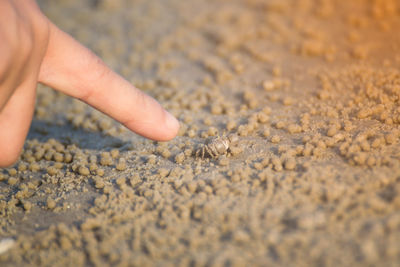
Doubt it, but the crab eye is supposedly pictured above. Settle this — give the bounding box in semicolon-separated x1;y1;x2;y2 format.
228;134;239;145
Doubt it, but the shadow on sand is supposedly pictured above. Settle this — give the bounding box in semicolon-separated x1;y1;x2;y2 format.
27;119;130;151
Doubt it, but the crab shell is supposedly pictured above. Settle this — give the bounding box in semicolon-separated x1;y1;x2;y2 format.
209;138;230;154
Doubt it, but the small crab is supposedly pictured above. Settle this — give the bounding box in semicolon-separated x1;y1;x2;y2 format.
195;134;239;159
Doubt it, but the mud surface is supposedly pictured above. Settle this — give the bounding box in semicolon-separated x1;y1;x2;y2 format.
1;0;400;266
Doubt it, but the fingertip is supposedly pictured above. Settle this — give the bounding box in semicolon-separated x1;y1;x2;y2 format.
162;110;180;141
119;95;180;142
0;151;20;168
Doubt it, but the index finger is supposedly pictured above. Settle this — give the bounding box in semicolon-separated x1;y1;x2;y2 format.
38;23;179;141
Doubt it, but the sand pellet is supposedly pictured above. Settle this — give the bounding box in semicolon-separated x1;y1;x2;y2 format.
46;198;56;210
78;166;90;176
115;158;127;171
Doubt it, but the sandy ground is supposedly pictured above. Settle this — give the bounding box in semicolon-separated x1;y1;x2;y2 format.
1;0;400;266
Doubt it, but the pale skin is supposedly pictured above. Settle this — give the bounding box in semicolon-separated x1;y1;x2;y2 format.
0;0;180;167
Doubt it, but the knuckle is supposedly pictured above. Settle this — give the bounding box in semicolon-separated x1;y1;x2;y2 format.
79;56;111;102
0;31;17;76
0;47;13;78
84;54;110;82
5;20;35;67
20;26;34;60
134;89;150;109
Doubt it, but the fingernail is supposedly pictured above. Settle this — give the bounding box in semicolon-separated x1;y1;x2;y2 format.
165;111;180;132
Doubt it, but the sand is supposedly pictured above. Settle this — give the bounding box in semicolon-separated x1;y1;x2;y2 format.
1;0;400;266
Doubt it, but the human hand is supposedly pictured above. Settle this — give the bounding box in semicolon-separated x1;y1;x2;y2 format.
0;0;180;167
